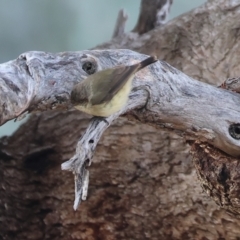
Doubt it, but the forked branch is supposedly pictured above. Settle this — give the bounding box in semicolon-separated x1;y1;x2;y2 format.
1;49;240;208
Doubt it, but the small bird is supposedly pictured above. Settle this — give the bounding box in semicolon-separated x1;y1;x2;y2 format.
71;56;158;117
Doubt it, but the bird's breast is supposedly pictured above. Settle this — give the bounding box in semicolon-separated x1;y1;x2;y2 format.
75;79;132;117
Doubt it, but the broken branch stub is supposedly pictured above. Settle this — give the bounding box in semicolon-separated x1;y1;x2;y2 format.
133;0;173;34
112;9;128;39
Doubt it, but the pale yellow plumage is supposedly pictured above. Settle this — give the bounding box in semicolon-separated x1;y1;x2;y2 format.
74;75;133;117
71;56;158;117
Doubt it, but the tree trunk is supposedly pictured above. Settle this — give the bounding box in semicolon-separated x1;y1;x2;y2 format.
1;0;240;239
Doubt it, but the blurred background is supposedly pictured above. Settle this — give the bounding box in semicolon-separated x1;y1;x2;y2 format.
0;0;206;137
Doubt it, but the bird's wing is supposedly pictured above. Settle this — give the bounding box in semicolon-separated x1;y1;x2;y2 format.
71;80;89;105
90;66;135;105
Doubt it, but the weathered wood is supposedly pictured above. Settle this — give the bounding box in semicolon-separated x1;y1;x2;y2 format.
220;77;240;93
1;0;240;239
112;9;128;38
1;50;240;155
99;0;240;86
1;49;240;209
133;0;173;34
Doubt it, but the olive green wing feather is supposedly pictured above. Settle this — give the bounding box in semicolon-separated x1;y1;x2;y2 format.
90;66;136;105
71;80;89;105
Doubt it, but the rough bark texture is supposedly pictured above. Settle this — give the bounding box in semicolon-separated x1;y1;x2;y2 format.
100;0;240;85
192;141;240;216
1;0;240;239
2;112;231;240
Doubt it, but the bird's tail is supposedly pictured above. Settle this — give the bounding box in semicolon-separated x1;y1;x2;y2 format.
136;55;158;71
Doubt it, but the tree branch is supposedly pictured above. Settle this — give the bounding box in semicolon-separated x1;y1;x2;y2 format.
1;49;240;155
62;88;148;209
99;0;240;85
112;9;128;38
2;0;240;238
2;49;239;208
133;0;173;34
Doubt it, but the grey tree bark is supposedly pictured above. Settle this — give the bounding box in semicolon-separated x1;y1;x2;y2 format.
1;0;240;239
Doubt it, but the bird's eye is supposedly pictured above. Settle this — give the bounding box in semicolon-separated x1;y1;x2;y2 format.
82;61;96;75
229;123;240;140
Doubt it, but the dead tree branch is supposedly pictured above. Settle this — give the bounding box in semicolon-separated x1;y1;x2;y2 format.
1;0;240;239
112;9;128;38
133;0;173;34
1;49;240;208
